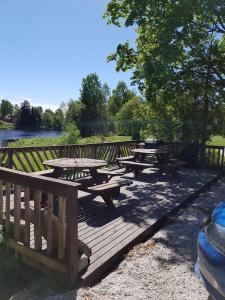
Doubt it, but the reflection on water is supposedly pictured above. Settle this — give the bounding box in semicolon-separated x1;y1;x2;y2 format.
0;129;61;146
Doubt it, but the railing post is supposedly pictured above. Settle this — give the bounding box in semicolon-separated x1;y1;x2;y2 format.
66;188;78;285
94;144;97;159
59;147;63;158
199;144;205;167
7;149;13;169
221;147;225;170
118;143;121;159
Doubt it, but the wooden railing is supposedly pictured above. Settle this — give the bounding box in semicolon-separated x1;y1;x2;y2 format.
0;167;80;284
0;141;223;173
0;141;138;174
165;143;225;169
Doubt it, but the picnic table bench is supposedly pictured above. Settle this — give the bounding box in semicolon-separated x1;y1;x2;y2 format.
120;160;154;177
116;155;135;166
83;166;126;182
87;179;132;208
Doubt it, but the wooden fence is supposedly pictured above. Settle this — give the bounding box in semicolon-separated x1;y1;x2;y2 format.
0;141;223;173
165;143;225;169
0;141;138;174
0;167;80;284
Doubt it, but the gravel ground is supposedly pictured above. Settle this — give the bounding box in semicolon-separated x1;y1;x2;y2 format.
11;178;225;300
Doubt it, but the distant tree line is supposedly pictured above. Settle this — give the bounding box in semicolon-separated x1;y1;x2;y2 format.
2;67;225;143
0;99;65;130
0;74;152;140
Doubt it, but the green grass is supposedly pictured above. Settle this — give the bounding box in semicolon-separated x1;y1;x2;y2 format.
78;135;131;144
0;120;15;130
207;135;225;146
9;135;132;148
9;133;225;148
9;137;63;148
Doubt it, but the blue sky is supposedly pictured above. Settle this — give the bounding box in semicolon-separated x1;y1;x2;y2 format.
0;0;135;110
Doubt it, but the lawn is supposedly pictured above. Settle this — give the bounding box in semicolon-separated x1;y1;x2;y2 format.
207;136;225;146
9;135;132;147
9;134;225;148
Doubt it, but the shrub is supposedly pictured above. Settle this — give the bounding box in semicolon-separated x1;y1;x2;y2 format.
60;122;80;144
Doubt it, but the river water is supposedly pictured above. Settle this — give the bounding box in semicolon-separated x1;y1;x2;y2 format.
0;129;61;147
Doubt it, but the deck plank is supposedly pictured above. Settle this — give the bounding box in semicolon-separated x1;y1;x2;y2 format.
80;168;220;285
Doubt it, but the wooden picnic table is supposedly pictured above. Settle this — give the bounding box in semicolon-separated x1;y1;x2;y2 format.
116;148;169;177
43;157;131;208
43;158;107;179
131;148;169;162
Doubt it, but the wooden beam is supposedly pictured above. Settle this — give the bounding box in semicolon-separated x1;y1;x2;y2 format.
7;239;68;276
47;193;53;255
58;196;66;260
34;190;42;251
0;180;3;224
24;187;31;247
66;189;79;285
0;167;80;197
14;185;21;241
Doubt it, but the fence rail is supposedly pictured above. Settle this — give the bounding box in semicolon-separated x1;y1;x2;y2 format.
165;142;225;169
0;141;138;174
0;141;224;173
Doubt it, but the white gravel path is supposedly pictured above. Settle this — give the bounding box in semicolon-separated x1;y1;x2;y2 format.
12;178;225;300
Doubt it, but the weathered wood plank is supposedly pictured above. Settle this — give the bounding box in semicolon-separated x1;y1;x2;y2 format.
13;151;30;172
0;167;80;197
34;190;42;251
22;152;36;172
5;182;11;230
7;239;68;275
0;180;3;224
29;151;42;171
24;187;31;247
58;196;66;260
47;193;53;255
14;185;21;240
66;188;78;284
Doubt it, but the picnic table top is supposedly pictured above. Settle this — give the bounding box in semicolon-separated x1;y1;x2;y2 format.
131;148;168;155
43;158;107;169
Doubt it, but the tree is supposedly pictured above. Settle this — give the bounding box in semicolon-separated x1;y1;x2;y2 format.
53;108;64;130
60;122;80;144
105;1;225;143
15;100;32;128
30;106;42;128
65;100;85;130
108;81;135;115
42;109;54;129
80;73;107;136
116;96;151;140
102;83;111;104
0;99;13;119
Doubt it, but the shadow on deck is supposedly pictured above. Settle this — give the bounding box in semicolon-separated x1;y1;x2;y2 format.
78;168;220;285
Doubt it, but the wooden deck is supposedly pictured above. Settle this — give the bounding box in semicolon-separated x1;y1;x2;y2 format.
79;168;220;285
0;167;221;285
